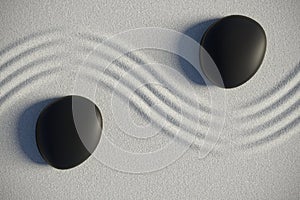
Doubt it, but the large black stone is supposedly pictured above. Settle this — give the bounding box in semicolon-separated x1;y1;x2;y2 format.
36;95;102;169
200;15;267;88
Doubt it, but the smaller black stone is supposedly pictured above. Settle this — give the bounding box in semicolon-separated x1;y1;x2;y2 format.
36;95;102;169
200;15;267;88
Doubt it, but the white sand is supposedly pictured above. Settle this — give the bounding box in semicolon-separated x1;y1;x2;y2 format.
0;0;299;199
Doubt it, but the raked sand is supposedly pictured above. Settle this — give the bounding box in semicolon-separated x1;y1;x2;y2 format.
0;0;299;199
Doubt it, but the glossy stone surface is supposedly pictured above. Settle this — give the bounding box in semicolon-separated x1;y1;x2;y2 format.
36;95;102;169
200;15;267;88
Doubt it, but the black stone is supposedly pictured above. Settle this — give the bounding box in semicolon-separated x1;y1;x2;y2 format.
36;95;102;169
200;15;267;88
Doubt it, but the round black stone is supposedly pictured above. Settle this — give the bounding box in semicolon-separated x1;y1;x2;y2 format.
36;95;102;169
200;15;267;88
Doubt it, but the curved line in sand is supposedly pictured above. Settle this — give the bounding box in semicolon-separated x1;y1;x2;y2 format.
242;99;300;135
238;63;300;109
0;68;62;108
0;28;62;57
238;81;300;121
240;116;300;149
0;55;61;89
77;33;212;112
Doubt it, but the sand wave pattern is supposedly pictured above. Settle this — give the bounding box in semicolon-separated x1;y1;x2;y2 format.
0;28;226;173
1;28;297;172
232;63;300;151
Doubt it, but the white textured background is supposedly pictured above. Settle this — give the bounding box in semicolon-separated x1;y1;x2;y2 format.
0;0;299;199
